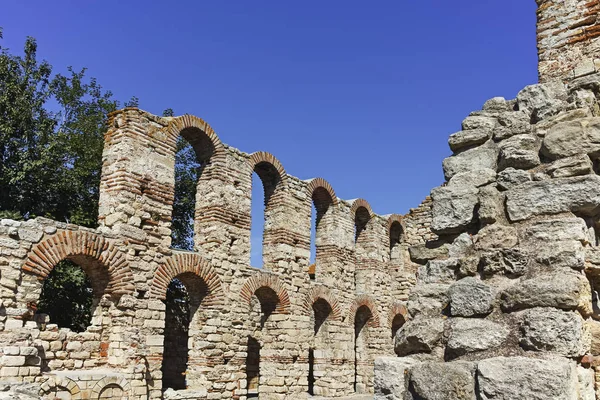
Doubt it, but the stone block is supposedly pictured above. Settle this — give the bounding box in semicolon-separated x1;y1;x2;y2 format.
497;168;531;191
541;117;600;160
395;317;444;356
448;277;494;317
409;361;476;400
498;134;541;170
373;357;417;400
447;318;509;357
442;144;499;180
431;185;479;234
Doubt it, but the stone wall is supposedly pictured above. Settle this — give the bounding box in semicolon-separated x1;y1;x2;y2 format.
0;106;418;398
537;0;600;82
375;67;600;399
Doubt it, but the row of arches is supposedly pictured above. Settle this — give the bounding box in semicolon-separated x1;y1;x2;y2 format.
40;375;130;399
164;115;406;273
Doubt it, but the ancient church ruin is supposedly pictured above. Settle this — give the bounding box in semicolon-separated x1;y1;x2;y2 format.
1;1;600;399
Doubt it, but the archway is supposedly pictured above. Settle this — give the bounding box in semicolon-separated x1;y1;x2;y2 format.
354;305;374;394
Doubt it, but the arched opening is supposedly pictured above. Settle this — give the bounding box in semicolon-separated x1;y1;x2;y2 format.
171;127;215;251
354;207;371;243
391;314;406;340
246;336;261;398
250;161;282;269
309;298;333;396
161;272;209;391
313;298;332;335
42;386;73;400
99;384;127;399
310;187;335;280
307;347;315;395
354;305;373;394
389;221;403;262
37;258;108;332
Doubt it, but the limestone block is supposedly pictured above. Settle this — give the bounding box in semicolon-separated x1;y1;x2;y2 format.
497;168;531;191
506;175;600;221
483;97;509;112
500;272;591;313
448;129;491;152
431;185;479;234
442;144;499;180
541;117;600;160
417;259;459;284
408;283;449;317
577;366;595;400
448;168;497;188
448;278;494;317
534;240;585;270
462;116;497;131
480;249;528;278
409;361;476;400
478;185;505;225
395;316;444;356
546;154;594;178
408;243;449;265
516;82;568;122
519;308;589;357
494;111;531;141
447;318;509;357
373;357;417;400
477;356;576;400
520;217;588;244
498;134;541;170
474;224;518;250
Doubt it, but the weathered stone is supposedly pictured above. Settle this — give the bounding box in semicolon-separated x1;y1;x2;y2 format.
483;97;509;113
462;116;497;131
448;278;494;317
457;256;480;278
534;240;585;270
480;249;528;277
374;357;417;400
498;134;541;170
546;154;593;178
577;366;595;400
517;82;568;122
494;111;531;140
534;108;593;137
431;185;479;234
542;117;600;160
496;168;531;191
500;272;591;313
520;217;588;244
448;233;474;259
506;175;600;221
395;317;444;356
447;318;509;357
519;308;589;357
409;362;476;400
586;319;600;355
417;259;459;284
478;185;504;224
474;224;518;250
477;356;576;400
409;243;449;265
448;129;491;152
408;284;449;317
448;168;496;188
442;144;499;180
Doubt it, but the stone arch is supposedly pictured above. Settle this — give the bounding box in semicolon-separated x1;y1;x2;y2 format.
347;295;380;327
90;376;131;399
149;253;224;306
386;214;404;236
40;376;82;399
306;178;338;207
240;273;291;314
22;230;135;296
302;286;342;321
164;114;226;164
248;151;288;202
387;214;405;262
388;303;408;327
349;198;374;221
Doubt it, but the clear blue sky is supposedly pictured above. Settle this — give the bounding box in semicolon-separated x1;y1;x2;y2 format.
2;1;538;266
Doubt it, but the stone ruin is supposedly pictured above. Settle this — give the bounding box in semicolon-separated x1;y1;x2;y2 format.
0;1;599;399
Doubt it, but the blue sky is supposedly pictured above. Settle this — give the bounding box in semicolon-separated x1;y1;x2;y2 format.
2;1;538;266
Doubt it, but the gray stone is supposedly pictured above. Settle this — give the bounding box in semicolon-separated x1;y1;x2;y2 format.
442;144;499;180
519;308;589;357
478;185;505;225
395;317;445;356
374;357;417;400
458;256;480;278
586;319;600;355
448;233;474;259
447;318;509;357
448;278;494;317
474;224;518;250
409;243;449;265
494;111;531;140
534;240;585;270
409;362;476;400
480;249;528;277
577;366;595;400
500;272;591;313
517;82;568;122
448;168;496;188
408;284;450;317
520;217;588;244
431;185;479;234
497;168;531;191
541;117;600;160
448;129;491;152
506;175;600;221
534;108;592;138
417;259;459;284
483;97;510;112
16;228;43;243
546;154;593;178
477;356;576;400
462;116;497;131
498;134;541;170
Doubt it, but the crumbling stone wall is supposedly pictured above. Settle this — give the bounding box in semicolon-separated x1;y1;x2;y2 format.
0;105;417;398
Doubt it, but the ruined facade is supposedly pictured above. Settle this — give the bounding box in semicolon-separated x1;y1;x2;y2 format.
374;1;600;399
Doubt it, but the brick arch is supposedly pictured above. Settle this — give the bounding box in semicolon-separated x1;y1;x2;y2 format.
40;376;82;399
347;295;380;327
305;177;338;207
90;376;131;399
164;114;226;164
386;214;405;236
388;302;408;327
22;231;135;296
349;198;373;221
240;273;291;314
149;253;224;306
301;286;342;321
